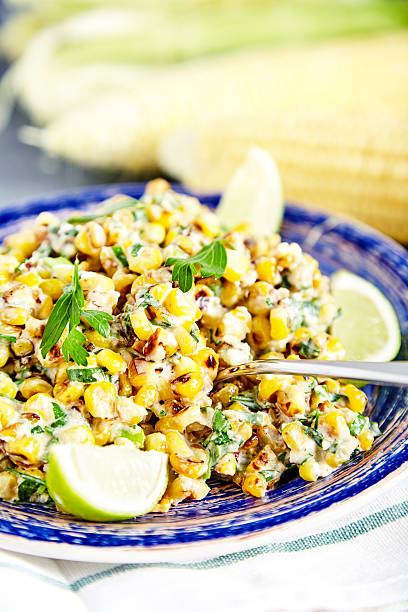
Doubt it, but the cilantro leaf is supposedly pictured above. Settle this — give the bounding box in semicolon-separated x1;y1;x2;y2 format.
260;469;279;482
299;338;320;358
230;391;268;412
67;367;109;383
68;197;142;224
137;290;162;310
81;310;113;338
111;245;129;268
0;335;16;343
62;327;88;366
349;413;366;437
165;240;227;292
39;289;72;358
302;425;323;447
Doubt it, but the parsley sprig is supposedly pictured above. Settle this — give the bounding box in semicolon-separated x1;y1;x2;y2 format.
165;239;227;292
40;261;113;366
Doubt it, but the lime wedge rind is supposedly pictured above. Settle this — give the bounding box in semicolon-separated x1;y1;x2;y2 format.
46;445;168;522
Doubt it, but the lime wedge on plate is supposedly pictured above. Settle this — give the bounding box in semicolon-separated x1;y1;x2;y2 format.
46;444;168;521
217;146;284;234
331;270;401;361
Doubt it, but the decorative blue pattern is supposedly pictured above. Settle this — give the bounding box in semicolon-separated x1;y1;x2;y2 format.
0;183;407;556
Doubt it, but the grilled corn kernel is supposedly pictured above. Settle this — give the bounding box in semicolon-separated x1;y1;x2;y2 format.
85;329;111;349
165;430;191;456
16;272;40;287
118;373;132;397
60;425;95;445
172;371;203;398
326;452;343;468
84;381;117;419
251;315;271;349
170;452;207;478
0;399;15;427
74;222;106;255
6;436;41;464
212;383;239;406
215;452;237;476
223;249;250;282
145;432;167;452
135;384;158;408
320;411;348;436
174;326;196;355
282;422;308;451
130;308;154;341
221;281;243;308
242;472;268;497
24;393;55;423
191;347;219;379
298;458;319;482
344;384;367;413
325;379;340;394
0;471;18;501
116;397;148;425
0;372;17;399
53;381;84;405
258;375;287;401
96;349;126;375
80;273;115;292
143;222;166;244
269;308;289;340
164;289;200;320
256;258;277;283
128;246;163;273
128;360;157;388
92;418;113;446
39;279;65;300
1;307;27;326
358;428;374;451
5;231;38;258
20;378;53;399
195;211;220;237
37;295;53;319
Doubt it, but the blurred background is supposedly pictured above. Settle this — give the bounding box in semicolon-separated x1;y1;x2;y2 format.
0;0;407;240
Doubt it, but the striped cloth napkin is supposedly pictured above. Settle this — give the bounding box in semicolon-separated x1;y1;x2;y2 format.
1;472;408;612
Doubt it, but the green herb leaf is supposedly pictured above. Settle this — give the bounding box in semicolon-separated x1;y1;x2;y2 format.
137;290;162;310
31;425;44;434
165;240;227;292
130;244;143;257
230;391;268;412
68;197;141;224
349;413;367;437
369;420;381;437
228;410;265;425
119;425;145;447
277;452;286;463
0;334;16;343
280;274;291;289
111;245;129;268
302;425;323;447
151;318;171;328
39;289;73;358
260;469;279;482
189;325;199;343
299;338;320;358
265;297;273;307
208;283;222;297
67;367;109;383
81;310;113;338
62;327;88;366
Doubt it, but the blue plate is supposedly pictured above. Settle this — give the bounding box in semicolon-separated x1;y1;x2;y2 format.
0;183;407;562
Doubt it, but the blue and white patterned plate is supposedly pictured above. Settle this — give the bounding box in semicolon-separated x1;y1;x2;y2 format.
0;184;407;563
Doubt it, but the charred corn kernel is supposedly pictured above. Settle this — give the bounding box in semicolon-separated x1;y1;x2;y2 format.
0;372;17;398
195;211;220;237
358;428;374;451
236;422;253;443
164;227;178;247
60;425;95;445
143;222;166;244
118;373;132;397
251;315;271;349
84;329;111;349
84;381;117;419
174;325;196;355
128;246;163;274
154;328;178;356
320;411;348;436
0;399;15;427
145;432;167;453
299;458;319;482
16;272;40;287
174;357;201;377
0;423;21;440
164;288;199;320
135;384;158;408
0;471;18;501
221;281;243;308
116;397;148;425
170;452;207;478
344;384;367;413
256;258;277;283
223;249;250;282
212;383;239;406
25;393;55;423
174;235;197;255
6;436;41;464
325;379;340;394
130;308;154;341
37;295;53;319
269;308;289;340
92;419;113;446
215;453;237;476
112;272;136;292
191;347;219;379
165;430;191;456
95;349;126;375
128;360;157;388
20;378;53;399
282;422;308;451
326;452;343;468
167;475;210;503
74;222;106;255
39;278;65;300
5;231;38;258
80;273;115;292
242;472;268;497
53;381;84;405
1;307;27;326
172;371;203;398
258;376;287;401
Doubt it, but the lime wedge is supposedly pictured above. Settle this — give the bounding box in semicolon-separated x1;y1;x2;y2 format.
217;146;284;235
331;270;401;361
46;444;168;521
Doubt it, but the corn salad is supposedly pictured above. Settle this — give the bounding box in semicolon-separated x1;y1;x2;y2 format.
0;180;378;510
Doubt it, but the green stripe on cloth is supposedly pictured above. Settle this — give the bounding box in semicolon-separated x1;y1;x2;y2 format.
70;498;408;591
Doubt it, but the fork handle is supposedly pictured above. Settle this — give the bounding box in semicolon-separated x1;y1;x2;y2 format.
215;360;408;387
